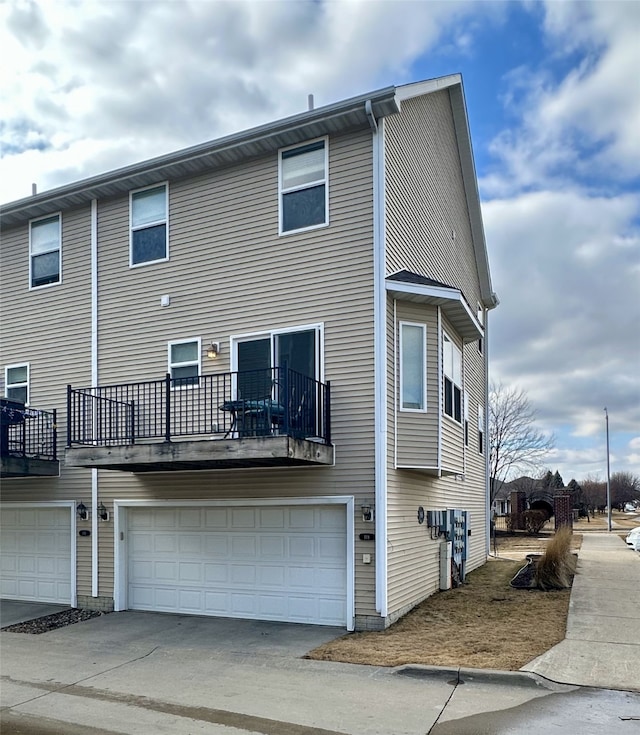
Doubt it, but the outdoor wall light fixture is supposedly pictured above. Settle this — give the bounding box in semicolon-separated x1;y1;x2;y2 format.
207;342;220;359
76;502;89;521
97;502;110;522
361;504;374;523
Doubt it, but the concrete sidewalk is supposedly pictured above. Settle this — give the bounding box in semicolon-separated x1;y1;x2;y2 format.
522;531;640;691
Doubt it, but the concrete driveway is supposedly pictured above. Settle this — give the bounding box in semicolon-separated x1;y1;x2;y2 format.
16;608;346;657
0;599;70;628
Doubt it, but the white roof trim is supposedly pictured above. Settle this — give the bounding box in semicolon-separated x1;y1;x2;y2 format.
385;278;483;342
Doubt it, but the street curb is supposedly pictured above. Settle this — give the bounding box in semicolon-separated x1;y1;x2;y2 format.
394;664;573;690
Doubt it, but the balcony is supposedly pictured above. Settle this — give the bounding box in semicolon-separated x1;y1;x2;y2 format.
65;367;333;472
1;399;59;478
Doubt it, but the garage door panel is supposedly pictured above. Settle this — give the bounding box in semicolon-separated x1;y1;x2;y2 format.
260;508;286;527
130;533;153;553
260;536;285;557
127;505;347;626
289;536;315;558
204;563;228;583
259;566;285;586
231;536;257;557
231;508;256;528
155;534;177;552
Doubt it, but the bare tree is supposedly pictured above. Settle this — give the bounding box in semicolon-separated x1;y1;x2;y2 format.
489;381;555;502
610;471;640;508
580;474;606;511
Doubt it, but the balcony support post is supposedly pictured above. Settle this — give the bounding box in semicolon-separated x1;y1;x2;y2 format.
164;373;171;442
66;385;72;448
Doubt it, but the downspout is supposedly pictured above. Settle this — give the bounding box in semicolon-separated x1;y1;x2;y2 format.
371;103;388;617
484;311;491;556
365;99;378;133
436;307;443;477
91;199;99;598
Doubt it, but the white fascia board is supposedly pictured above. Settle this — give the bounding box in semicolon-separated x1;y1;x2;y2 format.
385;280;483;339
395;74;462;101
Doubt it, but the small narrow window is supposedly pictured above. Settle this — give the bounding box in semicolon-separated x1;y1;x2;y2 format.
477;304;484;354
131;184;168;266
443;332;462;423
464;391;469;446
168;339;200;388
478;404;485;454
30;215;61;288
5;363;29;405
400;322;426;411
279;139;327;233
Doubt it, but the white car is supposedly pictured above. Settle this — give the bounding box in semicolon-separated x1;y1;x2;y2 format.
625;527;640;546
630;535;640;552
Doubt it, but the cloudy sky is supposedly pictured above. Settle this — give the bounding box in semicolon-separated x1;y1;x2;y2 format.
1;0;638;484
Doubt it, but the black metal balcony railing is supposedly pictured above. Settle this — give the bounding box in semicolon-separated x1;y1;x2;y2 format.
67;367;331;448
0;398;58;461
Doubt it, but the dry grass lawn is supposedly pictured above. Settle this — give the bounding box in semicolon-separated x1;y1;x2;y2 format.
307;532;581;671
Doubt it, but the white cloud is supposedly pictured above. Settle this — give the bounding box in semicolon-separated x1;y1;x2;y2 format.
485;188;640;440
483;0;640;196
0;0;473;202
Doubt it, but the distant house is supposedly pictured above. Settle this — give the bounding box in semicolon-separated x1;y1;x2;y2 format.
1;74;497;631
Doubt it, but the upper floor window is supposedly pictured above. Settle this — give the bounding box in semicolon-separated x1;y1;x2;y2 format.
279;139;328;234
5;363;29;405
464;391;469;446
399;322;426;411
443;332;462;423
130;184;168;266
168;339;200;388
477;303;484;354
478;404;485;454
30;215;61;288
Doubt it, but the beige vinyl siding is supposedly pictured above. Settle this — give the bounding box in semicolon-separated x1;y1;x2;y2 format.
384;90;482;311
0;206;94;599
394;301;439;469
385;466;487;616
383;88;488;619
88;129;379;617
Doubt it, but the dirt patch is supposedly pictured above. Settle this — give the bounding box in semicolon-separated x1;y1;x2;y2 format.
2;608;108;634
307;549;577;671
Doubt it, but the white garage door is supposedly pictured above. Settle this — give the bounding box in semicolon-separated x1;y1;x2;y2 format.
0;507;72;604
127;505;347;626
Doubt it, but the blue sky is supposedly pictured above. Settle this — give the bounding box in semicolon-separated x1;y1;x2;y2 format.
1;0;638;483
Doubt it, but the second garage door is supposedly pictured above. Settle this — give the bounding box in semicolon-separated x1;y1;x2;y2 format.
0;506;72;604
127;505;347;626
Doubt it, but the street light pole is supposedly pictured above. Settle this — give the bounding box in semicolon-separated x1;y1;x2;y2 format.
604;407;611;533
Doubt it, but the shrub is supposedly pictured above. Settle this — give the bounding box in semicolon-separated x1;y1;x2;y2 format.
506;512;522;532
534;526;574;590
523;510;548;534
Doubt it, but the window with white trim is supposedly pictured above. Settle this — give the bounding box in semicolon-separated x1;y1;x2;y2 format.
5;363;29;405
443;332;462;423
168;339;200;387
30;215;61;288
130;184;168;266
279;139;327;233
477;303;484;354
464;391;469;446
400;322;426;411
478;404;485;454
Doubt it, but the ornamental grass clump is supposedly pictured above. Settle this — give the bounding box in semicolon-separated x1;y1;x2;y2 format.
534;525;575;590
